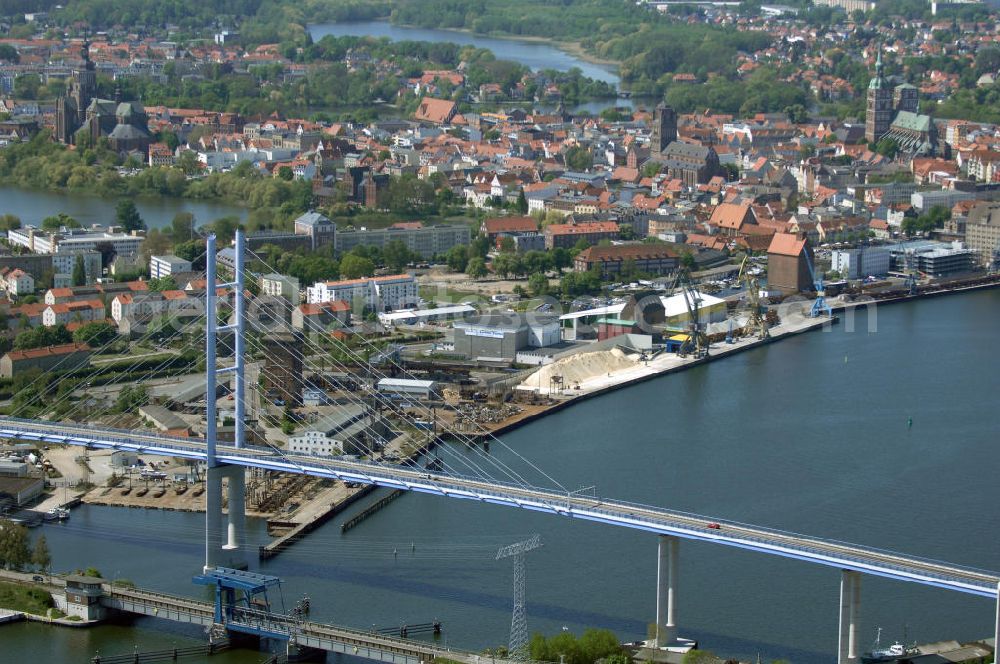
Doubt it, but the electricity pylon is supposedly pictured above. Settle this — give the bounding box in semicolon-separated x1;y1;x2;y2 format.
496;534;542;660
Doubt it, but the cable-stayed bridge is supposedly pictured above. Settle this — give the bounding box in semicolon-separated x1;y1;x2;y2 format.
3;231;997;664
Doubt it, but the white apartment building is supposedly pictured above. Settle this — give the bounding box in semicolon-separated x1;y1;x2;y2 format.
7;227;143;259
111;291;190;324
149;255;192;279
42;300;105;327
3;269;34;297
306;274;418;311
287;430;343;457
260;273;300;301
830;246;892;279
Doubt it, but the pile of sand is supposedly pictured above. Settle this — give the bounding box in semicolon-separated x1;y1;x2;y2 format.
525;347;640;388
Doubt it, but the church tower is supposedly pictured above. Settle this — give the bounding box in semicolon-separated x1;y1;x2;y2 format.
865;49;893;144
651;103;677;154
56;37;97;144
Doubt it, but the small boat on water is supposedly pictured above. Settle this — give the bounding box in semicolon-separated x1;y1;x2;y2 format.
861;627;917;663
43;508;70;522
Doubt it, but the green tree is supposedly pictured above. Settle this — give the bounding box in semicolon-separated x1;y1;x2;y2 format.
14;325;72;350
115;199;145;232
41;213;80;231
564;145;594;171
72;255;86;286
0;214;21;231
170;212;196;242
0;519;32;570
204;215;240;244
176;150;200;175
339;254;376;279
528;272;549;296
515;189;529;214
682;650;719;664
277;166;294;181
681;250;697;272
445;244;470;272
551;247;572;270
466;256;488;279
492;253;517;278
499;236;516;253
72;321;117;347
0;44;19;63
529;629;623;664
382;240;413;272
874;137;899;159
114;385;149;414
148;276;178;292
31;534;51;573
13;74;40;100
784;103;809;124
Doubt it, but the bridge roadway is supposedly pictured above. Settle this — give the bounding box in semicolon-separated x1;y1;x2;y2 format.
4;417;999;599
102;585;496;664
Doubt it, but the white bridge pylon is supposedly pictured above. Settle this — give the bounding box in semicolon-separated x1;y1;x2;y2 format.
204;230;248;571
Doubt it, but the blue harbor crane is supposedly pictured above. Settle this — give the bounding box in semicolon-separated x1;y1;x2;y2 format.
802;245;832;317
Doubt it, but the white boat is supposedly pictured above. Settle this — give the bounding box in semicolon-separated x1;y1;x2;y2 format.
861;628;916;663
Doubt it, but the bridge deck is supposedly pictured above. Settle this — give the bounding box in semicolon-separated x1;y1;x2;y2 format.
103;585;494;664
3;417;998;598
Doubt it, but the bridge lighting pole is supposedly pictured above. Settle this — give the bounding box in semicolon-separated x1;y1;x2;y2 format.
655;535;679;647
838;570;861;664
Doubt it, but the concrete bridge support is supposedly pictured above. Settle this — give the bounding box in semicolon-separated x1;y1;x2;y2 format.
205;465;247;570
655;535;679;647
838;570;861;664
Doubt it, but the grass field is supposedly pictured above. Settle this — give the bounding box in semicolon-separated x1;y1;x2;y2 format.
0;581;54;616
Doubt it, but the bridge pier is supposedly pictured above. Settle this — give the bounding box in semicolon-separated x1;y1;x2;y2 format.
655;535;679;647
205;465;247;569
837;570;861;664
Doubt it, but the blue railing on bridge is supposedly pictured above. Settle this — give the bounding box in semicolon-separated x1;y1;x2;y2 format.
2;416;998;595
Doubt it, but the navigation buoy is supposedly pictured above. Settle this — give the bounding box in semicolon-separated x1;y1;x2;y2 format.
907;417;913;428
844;355;848;363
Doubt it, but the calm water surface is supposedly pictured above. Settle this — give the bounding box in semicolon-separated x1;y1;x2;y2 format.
0;185;245;231
309;21;620;87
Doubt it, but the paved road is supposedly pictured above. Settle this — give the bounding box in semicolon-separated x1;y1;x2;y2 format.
2;417;998;598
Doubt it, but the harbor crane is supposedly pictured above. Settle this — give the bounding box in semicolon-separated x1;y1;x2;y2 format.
801;245;832;317
671;268;708;359
737;255;769;340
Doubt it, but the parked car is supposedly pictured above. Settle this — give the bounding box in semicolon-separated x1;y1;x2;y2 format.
706;522;721;530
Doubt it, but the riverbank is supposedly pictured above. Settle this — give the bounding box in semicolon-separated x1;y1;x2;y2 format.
470;312;832;441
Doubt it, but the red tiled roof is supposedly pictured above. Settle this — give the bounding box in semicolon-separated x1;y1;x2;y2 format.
483;217;538;234
577;245;678;262
546;222;619;236
768;232;807;257
5;342;91;361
